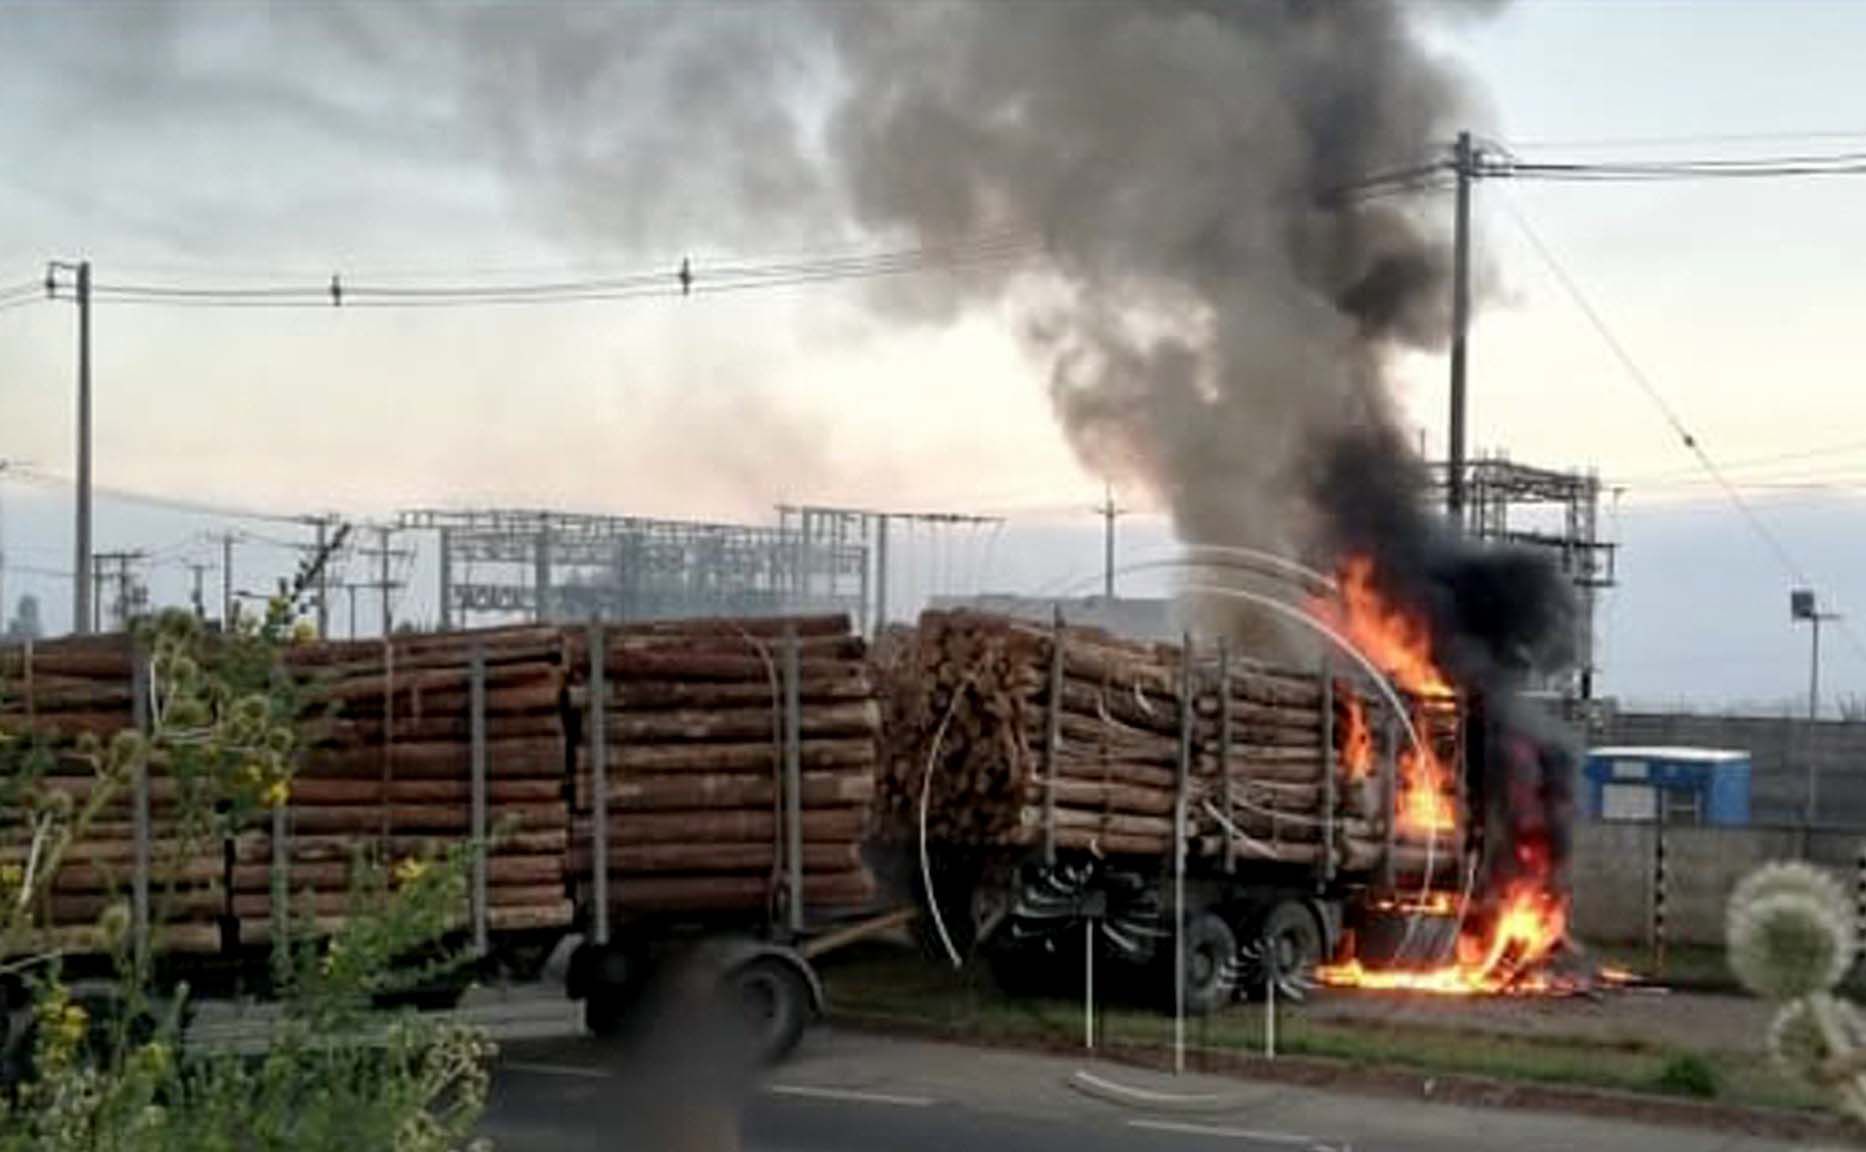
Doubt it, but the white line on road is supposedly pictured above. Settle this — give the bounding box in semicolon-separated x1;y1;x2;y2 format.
499;1061;611;1080
765;1084;937;1108
1126;1118;1320;1146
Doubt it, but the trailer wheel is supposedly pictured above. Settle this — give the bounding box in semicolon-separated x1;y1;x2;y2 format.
727;956;811;1065
1174;911;1237;1016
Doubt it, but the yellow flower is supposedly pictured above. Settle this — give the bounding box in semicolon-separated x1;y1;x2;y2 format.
261;779;290;810
393;856;429;885
290;620;317;645
0;863;22;888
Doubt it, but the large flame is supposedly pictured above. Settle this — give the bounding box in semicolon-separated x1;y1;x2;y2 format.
1313;556;1568;995
1326;557;1452;697
1317;885;1568;995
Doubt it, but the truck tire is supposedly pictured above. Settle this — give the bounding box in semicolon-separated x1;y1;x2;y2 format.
1254;900;1324;995
1171;911;1237;1016
727;956;811;1065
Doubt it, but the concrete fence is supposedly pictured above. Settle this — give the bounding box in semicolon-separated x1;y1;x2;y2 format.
1570;820;1866;947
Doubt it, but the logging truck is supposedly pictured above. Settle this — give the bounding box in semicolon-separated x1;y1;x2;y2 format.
881;610;1476;1009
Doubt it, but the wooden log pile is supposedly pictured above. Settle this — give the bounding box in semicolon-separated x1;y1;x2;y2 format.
566;614;879;917
0;634;223;952
250;625;576;939
875;610;1469;876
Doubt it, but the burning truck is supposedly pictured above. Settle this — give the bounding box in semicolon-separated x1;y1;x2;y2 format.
877;461;1577;1007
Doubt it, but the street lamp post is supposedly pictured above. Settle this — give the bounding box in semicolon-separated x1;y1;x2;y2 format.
1791;589;1839;825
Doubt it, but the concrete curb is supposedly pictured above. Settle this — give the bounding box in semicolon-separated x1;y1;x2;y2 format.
1066;1067;1260;1114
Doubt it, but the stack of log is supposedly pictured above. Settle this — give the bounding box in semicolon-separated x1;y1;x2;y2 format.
255;626;575;939
0;633;224;952
566;615;879;917
875;610;1467;878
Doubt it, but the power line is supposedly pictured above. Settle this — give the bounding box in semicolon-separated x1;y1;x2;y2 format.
70;234;1041;312
1496;186;1866;667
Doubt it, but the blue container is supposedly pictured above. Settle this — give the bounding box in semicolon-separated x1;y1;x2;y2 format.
1583;746;1752;826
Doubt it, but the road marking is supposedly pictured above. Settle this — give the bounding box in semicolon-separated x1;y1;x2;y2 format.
1072;1068;1241;1108
765;1084;937;1108
1126;1118;1318;1146
500;1061;611;1080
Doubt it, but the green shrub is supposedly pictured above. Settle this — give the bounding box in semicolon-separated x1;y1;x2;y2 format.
1654;1053;1719;1099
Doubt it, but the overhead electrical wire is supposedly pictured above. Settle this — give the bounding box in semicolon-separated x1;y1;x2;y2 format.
62;233;1042;312
1495;186;1866;667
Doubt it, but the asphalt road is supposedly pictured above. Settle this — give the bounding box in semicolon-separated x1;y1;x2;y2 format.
479;1029;1805;1152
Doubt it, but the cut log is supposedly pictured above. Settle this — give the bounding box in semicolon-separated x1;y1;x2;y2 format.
569;841;863;874
580;738;877;775
573;807;866;845
601;700;879;744
602;870;875;911
299;737;564;777
596;772;873;811
285;778;563;806
572;675;874;712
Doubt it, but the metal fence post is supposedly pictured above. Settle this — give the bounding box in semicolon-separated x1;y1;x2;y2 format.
588;623;610;947
1652;810;1668;972
469;644;488;957
783;625;805;935
131;648;150;970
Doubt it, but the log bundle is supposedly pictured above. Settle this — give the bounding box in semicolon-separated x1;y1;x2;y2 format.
0;634;223;951
874;610;1468;876
566;614;879;917
260;625;575;938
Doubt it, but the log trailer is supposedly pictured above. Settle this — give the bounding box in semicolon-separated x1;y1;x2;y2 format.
0;616;903;1067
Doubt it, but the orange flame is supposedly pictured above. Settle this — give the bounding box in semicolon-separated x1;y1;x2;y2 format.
1315;557;1460;837
1318;885;1569;995
1323;557;1452;698
1339;694;1374;781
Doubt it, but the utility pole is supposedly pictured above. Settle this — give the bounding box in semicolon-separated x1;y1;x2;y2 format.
47;261;93;632
1792;589;1840;825
0;459;17;626
1446;131;1475;524
298;513;344;637
91;550;144;631
355;527;409;638
346;583;360;640
1093;483;1124;600
187;562;209;620
380;526;394;636
221;532;236;628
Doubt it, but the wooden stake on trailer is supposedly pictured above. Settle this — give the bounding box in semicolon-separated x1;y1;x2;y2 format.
131;648;150;970
589;623;610;947
1173;633;1192;1076
1320;660;1335;887
470;644;488;957
784;624;805;935
1381;710;1398;891
1043;606;1065;865
1219;637;1235;875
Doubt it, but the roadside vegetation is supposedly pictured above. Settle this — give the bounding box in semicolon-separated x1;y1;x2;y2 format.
815;941;1828;1114
0;604;497;1152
